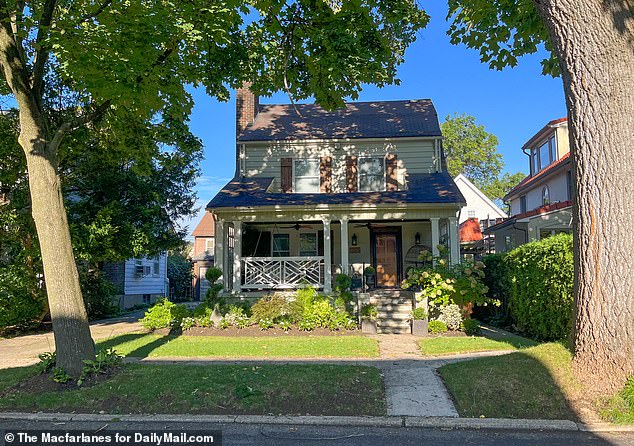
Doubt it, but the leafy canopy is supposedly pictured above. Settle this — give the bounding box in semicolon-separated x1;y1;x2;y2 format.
446;0;559;76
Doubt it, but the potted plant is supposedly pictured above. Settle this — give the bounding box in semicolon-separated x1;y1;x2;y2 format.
411;307;428;336
363;266;376;291
360;304;378;334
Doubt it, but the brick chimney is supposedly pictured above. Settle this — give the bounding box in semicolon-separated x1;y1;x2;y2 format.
236;82;259;137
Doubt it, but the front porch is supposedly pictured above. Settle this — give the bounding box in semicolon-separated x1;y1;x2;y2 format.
213;211;461;294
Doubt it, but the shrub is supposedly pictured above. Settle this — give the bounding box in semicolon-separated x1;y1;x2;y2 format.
250;294;289;323
360;304;378;320
461;318;480;335
180;317;196;330
204;267;224;308
140;299;190;330
258;318;274;330
52;368;71;383
298;319;315;331
279;320;292;332
36;352;56;374
334;274;354;309
223;305;249;326
505;233;573;341
403;254;492;311
428;320;448;334
412;307;428;320
0;260;46;329
437;303;463;330
168;253;193;302
79;268;119;320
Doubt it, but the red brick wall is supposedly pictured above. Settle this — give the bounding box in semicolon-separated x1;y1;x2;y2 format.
236;83;259;137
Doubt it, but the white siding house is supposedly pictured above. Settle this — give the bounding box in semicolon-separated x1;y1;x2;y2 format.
104;253;168;309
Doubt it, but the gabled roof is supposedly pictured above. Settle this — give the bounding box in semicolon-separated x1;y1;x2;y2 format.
453;174;507;219
460;218;483;242
505;152;571;200
485;200;572;233
522;117;567;150
192;212;215;237
206;172;465;210
237;99;442;142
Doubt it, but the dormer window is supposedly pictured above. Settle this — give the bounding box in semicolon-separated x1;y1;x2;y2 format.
358;157;386;192
532;135;557;174
294;159;320;193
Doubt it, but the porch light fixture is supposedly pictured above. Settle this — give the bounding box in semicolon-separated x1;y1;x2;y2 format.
415;232;421;245
351;233;358;246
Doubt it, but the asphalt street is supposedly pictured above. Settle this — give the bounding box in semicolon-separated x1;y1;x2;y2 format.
1;419;633;446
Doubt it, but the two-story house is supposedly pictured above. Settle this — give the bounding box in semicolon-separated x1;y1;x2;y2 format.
191;212;215;300
487;118;573;252
207;85;465;297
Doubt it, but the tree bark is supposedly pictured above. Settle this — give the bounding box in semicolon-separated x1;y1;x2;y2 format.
19;115;95;377
533;0;634;395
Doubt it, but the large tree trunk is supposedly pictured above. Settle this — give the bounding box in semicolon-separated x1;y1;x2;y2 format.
19;116;95;377
534;0;634;395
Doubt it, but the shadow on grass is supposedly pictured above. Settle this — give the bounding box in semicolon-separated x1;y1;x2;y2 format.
438;343;589;423
97;333;176;358
480;324;539;349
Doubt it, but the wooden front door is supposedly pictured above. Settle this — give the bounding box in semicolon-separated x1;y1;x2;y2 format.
374;233;399;287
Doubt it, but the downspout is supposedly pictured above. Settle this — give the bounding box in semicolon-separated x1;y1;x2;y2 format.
512;222;529;244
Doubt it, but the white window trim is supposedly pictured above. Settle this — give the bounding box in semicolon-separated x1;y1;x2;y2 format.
542;185;551;206
293;158;321;194
357;156;386;192
299;232;318;257
533;135;558;174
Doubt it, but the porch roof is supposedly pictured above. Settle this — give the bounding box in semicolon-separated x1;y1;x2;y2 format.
206;172;465;210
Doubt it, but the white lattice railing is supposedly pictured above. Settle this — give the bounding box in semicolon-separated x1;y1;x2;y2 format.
242;256;324;289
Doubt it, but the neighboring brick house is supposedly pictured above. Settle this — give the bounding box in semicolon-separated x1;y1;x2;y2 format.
487;118;573;252
191;212;215;301
206;85;466;296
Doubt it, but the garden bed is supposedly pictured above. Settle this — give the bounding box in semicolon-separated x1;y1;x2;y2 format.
156;326;361;337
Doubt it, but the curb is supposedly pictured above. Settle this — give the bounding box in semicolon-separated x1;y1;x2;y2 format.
1;412;632;432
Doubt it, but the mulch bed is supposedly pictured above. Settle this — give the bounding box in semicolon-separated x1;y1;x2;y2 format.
0;368;121;398
153;326;362;338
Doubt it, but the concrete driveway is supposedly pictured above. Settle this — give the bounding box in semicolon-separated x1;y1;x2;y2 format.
0;313;144;369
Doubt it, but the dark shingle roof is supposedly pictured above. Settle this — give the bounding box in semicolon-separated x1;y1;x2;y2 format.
237;100;441;142
207;173;465;210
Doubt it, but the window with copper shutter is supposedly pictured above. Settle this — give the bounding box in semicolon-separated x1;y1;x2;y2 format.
386;153;398;191
320;156;332;193
346;156;358;192
281;158;292;193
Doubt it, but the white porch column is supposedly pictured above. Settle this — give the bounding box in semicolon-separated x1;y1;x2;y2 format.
448;216;460;265
430;217;440;259
214;218;226;289
340;217;349;275
323;218;332;293
232;221;242;293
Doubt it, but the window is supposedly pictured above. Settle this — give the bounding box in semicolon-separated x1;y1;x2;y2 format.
299;233;318;256
542;186;550;206
467;210;476;219
504;235;512;250
358;157;385;191
153;258;160;277
520;195;527;214
294;159;320;193
531;148;539;175
538;140;550;170
272;234;290;257
143;294;151;304
205;238;214;252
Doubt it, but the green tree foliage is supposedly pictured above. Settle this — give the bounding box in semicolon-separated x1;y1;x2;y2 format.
441;114;524;202
167;250;193;302
446;0;559;76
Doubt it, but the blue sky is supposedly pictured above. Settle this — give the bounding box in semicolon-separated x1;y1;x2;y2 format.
183;1;567;235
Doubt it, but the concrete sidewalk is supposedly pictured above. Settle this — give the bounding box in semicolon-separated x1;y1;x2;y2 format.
0;313;144;370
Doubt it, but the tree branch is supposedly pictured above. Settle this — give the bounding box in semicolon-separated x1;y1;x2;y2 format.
80;0;113;23
49;100;112;153
32;0;58;100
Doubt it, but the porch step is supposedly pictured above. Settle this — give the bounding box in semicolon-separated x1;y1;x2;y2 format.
379;326;412;334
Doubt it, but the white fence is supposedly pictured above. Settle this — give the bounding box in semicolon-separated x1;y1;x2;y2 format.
242;256;324;289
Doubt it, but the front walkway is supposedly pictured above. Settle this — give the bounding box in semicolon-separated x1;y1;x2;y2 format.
0;312;144;370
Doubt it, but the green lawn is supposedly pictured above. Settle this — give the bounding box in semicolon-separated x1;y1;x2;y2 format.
600;377;634;424
97;333;379;358
438;343;580;420
419;332;537;356
0;363;385;416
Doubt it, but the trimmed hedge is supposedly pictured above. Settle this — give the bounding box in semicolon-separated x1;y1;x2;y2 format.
504;233;574;341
